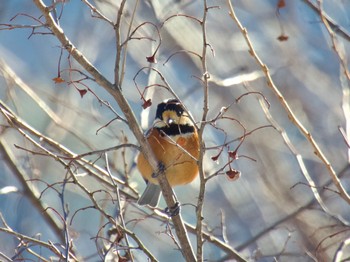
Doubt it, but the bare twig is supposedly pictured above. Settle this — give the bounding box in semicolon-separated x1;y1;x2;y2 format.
226;0;350;204
0;213;78;260
333;237;350;262
302;0;350;42
119;0;140;87
67;165;157;261
195;0;213;260
0;60;97;149
132;205;248;261
0;100;138;198
0;141;65;242
105;153;133;261
313;0;350;164
234;164;350;254
81;0;114;26
255;85;349;225
32;0;196;260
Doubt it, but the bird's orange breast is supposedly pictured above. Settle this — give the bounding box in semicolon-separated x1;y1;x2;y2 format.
137;128;200;186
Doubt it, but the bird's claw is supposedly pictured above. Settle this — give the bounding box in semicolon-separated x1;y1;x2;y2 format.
151;162;165;178
164;202;180;217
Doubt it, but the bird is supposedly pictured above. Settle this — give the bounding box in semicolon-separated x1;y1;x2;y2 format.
137;98;200;207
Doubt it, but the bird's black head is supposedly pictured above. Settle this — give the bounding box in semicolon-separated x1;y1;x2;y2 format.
153;99;194;135
155;99;185;120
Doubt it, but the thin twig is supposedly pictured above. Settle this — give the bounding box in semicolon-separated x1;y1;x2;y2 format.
196;1;210;260
0;100;138;198
105;153;134;261
67;165;157;261
314;0;350;164
32;0;196;260
81;0;114;26
255;85;349;225
226;0;350;205
114;0;127;87
119;0;139;87
302;0;350;42
0;213;77;260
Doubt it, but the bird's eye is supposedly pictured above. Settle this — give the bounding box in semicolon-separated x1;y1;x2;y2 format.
176;109;183;116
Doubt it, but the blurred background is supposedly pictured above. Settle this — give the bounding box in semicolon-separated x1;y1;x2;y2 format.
1;0;350;261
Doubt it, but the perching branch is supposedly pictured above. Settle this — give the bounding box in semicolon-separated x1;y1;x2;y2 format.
32;0;196;260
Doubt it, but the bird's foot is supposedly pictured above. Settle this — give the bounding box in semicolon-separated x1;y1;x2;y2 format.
151;162;165;178
164;202;180;217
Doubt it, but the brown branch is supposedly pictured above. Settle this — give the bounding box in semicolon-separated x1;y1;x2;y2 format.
132;205;248;261
226;0;350;205
0;213;77;261
104;153;133;260
253;83;348;222
0;141;65;241
32;0;196;260
163;50;202;66
302;0;350;42
196;1;210;261
186;222;247;261
67;165;157;261
0;60;96;149
316;0;350;80
80;0;114;26
315;0;350;165
0;100;138;199
234;164;350;254
114;0;127;87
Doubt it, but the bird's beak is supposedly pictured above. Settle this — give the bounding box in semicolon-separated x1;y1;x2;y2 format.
166;118;174;125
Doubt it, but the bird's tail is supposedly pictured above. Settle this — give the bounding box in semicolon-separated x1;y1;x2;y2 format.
137;183;162;207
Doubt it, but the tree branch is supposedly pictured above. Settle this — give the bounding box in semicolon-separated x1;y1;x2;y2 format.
32;0;195;260
226;0;350;205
